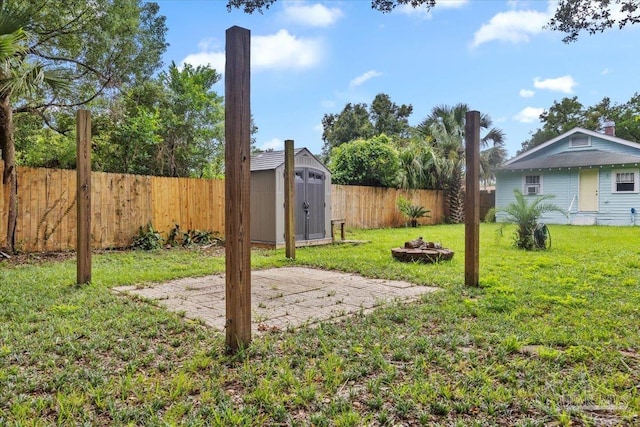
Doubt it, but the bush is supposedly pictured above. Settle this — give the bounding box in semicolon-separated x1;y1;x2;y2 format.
484;207;496;223
132;223;163;250
328;134;400;187
397;196;431;227
498;189;566;250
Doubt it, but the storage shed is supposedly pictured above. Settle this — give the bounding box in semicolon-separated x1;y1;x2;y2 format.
250;148;332;247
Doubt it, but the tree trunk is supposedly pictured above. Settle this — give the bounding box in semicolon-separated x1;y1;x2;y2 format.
0;92;16;253
446;170;465;224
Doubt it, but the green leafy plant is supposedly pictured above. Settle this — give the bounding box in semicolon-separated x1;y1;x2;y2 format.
397;197;431;227
182;229;215;246
484;207;496;223
131;223;163;250
498;189;566;250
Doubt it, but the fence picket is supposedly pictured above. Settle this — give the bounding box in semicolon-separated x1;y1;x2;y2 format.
1;161;457;253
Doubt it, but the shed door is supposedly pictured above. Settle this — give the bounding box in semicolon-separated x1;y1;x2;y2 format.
294;168;326;241
579;169;599;212
306;170;325;240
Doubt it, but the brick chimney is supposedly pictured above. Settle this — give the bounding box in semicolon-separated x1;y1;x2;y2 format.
603;120;615;137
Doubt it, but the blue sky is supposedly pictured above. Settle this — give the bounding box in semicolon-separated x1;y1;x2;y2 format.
156;0;639;158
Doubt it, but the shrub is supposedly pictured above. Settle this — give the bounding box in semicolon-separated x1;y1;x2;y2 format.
132;222;163;250
397;197;431;227
484;207;496;223
498;189;566;250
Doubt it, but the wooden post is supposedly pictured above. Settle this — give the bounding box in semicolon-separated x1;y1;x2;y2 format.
76;110;92;285
465;111;480;287
225;26;252;350
284;140;295;259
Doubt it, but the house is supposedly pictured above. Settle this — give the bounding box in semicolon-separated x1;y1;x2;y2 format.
250;148;332;247
496;124;640;226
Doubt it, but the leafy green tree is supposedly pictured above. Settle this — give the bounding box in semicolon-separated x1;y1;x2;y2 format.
155;63;224;177
370;93;413;141
321;93;413;158
328;134;400;187
0;0;167;252
499;189;567;250
321;103;373;158
417;103;505;223
397;141;437;190
519;94;640;154
548;0;640;42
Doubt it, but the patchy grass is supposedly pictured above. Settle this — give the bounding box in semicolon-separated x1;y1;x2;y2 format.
0;224;639;426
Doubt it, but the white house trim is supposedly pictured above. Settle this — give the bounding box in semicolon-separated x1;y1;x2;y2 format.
503;127;640;167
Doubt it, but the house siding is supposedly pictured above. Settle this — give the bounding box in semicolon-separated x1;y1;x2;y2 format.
497;167;640;225
522;134;640;161
597;166;640;225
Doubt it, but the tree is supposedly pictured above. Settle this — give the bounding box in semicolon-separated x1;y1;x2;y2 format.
328;134;400;187
228;0;639;41
416;103;504;223
321;103;373;158
519;94;640;153
321;93;413;158
370;93;413;140
0;0;167;252
548;0;640;43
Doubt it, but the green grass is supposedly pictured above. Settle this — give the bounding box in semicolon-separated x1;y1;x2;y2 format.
1;224;639;426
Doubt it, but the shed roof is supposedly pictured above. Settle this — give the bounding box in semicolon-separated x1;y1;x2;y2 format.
251;148;328;172
500;149;640;170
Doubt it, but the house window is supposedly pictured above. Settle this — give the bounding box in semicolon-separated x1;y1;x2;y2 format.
570;136;590;148
524;175;542;195
612;170;638;193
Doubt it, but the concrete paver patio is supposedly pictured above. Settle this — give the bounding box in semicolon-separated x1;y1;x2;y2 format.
113;267;438;334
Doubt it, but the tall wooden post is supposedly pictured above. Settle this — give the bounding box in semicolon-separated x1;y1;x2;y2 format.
284;140;295;259
465;111;480;287
225;26;252;350
76;110;92;285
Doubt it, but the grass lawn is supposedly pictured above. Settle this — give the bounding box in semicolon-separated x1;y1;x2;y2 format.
1;224;639;426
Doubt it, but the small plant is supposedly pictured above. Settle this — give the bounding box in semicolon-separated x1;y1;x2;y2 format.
131;222;163;250
484;207;496;223
397;196;431;227
498;189;566;250
182;229;215;246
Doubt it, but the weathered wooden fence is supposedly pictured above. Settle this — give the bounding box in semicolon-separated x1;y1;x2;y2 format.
332;185;444;228
0;162;444;253
479;189;495;220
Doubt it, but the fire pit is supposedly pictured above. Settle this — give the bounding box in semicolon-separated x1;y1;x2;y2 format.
391;237;454;263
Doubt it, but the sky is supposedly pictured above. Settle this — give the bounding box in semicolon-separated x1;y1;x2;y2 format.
156;0;639;159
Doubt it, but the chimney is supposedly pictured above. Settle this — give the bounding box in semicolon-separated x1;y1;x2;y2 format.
603;120;615;137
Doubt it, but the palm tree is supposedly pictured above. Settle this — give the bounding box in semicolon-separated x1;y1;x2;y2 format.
499;189;567;250
416;103;505;223
0;6;67;252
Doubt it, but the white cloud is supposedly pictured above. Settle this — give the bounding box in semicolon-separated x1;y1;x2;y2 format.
601;68;613;75
514;107;544;123
519;89;535;98
253;29;323;70
437;0;469;9
282;2;343;27
349;70;382;89
397;0;467;18
182;30;323;72
471;6;551;47
533;75;577;94
181;51;226;71
260;138;284;151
